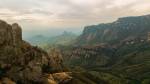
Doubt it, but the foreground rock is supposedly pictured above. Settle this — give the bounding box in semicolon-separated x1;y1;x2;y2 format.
0;20;65;83
0;77;16;84
44;72;72;84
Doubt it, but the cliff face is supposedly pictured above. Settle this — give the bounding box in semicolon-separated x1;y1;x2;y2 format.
0;21;22;46
12;23;22;46
77;15;150;45
0;20;13;46
0;20;64;83
63;45;116;67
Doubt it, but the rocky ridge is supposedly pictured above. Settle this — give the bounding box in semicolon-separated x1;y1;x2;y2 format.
77;14;150;46
0;20;71;84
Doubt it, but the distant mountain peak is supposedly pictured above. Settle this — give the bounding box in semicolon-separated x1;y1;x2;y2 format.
62;31;76;36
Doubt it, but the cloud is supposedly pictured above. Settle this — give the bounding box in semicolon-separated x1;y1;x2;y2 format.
0;0;150;30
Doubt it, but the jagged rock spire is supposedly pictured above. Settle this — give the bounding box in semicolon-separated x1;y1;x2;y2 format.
12;23;22;46
0;20;13;46
0;20;22;46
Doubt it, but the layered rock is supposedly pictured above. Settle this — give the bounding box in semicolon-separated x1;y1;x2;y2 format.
77;14;150;46
62;45;116;67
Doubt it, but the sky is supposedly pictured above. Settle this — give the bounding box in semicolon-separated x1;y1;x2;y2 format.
0;0;150;37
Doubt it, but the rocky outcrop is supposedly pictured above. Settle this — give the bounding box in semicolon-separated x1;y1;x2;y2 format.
77;14;150;46
47;49;64;72
62;45;116;67
0;20;65;84
0;21;22;46
0;20;13;46
12;23;22;46
0;77;16;84
44;72;72;84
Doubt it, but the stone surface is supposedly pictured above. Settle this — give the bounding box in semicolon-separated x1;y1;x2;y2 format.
0;77;16;84
0;20;13;46
12;23;22;46
44;72;72;84
0;20;64;83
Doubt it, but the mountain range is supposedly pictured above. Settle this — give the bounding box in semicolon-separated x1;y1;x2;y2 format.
0;14;150;84
61;14;150;84
26;31;77;48
0;20;109;84
77;14;150;46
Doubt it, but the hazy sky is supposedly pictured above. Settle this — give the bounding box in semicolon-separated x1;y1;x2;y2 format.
0;0;150;37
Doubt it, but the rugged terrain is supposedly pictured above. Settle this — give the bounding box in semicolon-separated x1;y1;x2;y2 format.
60;15;150;84
77;14;150;46
0;20;71;84
0;20;111;84
0;14;150;84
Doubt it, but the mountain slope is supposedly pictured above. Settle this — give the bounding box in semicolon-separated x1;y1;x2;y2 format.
26;35;48;45
77;14;150;45
47;31;77;45
61;14;150;84
26;31;77;48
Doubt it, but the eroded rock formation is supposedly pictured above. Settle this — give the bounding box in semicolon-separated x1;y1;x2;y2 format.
0;20;66;84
